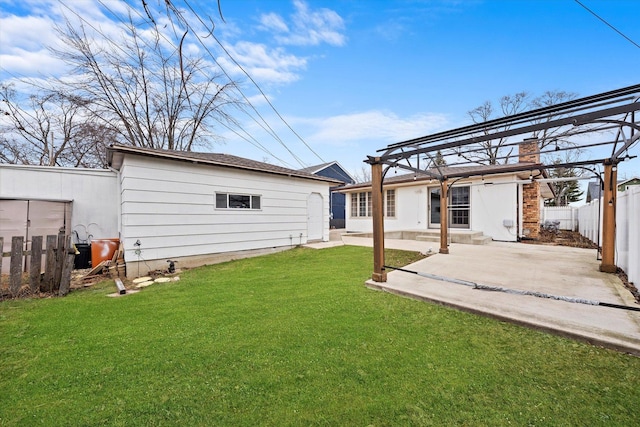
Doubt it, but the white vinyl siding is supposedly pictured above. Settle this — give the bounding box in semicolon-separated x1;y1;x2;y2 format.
345;175;519;242
118;155;331;263
0;164;119;239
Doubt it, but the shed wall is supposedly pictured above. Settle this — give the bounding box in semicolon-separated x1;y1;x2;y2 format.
0;165;119;241
118;155;331;270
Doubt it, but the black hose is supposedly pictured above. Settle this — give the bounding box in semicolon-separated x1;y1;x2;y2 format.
384;265;640;312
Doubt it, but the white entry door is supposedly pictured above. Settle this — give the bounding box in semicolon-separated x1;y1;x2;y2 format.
307;193;324;241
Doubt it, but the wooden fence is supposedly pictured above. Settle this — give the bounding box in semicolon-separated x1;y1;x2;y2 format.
0;230;75;298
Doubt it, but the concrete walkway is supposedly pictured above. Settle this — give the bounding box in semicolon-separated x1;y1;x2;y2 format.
306;235;640;355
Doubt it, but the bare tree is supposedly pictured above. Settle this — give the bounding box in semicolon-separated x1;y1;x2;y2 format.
529;90;578;149
52;13;239;152
352;165;371;183
0;83;107;167
460;90;578;165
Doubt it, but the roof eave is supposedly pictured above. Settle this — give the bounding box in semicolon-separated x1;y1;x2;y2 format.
106;144;342;184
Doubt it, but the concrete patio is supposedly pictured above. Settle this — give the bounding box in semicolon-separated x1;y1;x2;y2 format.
307;234;640;355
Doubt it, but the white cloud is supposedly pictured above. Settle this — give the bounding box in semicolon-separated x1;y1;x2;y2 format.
297;110;449;146
0;50;68;77
258;0;346;47
221;41;307;85
259;12;289;33
0;1;135;78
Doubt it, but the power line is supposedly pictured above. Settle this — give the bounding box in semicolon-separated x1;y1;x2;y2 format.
574;0;640;50
179;0;326;165
128;0;311;167
156;1;308;167
95;0;296;166
54;0;303;167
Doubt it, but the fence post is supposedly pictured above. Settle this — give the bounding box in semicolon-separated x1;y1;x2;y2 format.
42;235;57;293
52;230;66;292
29;236;43;293
0;237;3;277
59;236;75;296
10;236;24;296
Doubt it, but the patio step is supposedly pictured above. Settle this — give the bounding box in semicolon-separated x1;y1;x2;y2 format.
472;235;493;245
344;230;493;245
415;235;440;243
416;230;492;245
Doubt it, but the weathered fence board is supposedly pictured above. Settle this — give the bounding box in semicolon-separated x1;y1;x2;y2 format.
29;236;43;293
58;239;75;297
53;231;65;290
43;235;57;293
10;237;24;296
2;234;75;298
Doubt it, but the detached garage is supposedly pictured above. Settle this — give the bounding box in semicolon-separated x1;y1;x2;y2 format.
1;146;341;279
107;144;341;276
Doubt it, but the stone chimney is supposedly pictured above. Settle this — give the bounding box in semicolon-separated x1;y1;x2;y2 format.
519;138;540;239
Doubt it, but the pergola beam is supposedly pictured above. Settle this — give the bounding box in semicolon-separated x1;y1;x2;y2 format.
379;101;640;163
383;84;640;151
365;85;640;282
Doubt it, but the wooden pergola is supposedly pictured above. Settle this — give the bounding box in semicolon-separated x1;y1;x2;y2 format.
367;84;640;282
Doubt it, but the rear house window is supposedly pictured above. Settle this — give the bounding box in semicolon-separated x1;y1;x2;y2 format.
216;193;261;210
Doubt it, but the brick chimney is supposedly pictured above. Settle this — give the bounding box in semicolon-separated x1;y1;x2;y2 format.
519;138;540;239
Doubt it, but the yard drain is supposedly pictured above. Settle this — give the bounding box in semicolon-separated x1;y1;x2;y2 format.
384;265;640;312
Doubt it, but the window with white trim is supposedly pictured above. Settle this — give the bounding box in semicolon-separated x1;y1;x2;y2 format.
350;192;358;217
386;189;396;217
353;192;371;217
351;190;396;217
216;193;261;210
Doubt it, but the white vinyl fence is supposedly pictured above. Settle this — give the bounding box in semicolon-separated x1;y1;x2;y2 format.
576;186;640;285
541;206;578;231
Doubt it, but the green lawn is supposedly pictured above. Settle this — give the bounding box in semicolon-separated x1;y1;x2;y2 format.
1;246;638;426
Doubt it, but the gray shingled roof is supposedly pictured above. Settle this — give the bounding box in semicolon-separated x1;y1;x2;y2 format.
298;162;334;174
106;144;342;184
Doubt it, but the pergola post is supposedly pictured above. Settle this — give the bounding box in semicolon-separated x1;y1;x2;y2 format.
600;161;617;273
371;159;387;282
439;179;449;254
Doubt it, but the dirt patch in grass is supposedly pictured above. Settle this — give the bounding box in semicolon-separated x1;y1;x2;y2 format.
524;229;599;249
0;269;117;301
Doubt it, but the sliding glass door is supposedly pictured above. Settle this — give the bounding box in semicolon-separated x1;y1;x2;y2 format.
428;186;470;229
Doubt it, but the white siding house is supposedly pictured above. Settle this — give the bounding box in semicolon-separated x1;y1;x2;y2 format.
341;167;553;243
107;145;341;275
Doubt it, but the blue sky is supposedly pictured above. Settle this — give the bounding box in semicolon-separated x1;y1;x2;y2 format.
1;0;639;184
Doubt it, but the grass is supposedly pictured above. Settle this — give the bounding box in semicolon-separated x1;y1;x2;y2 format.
1;246;638;426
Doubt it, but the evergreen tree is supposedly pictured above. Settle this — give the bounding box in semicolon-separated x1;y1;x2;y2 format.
433;150;447;166
546;162;584;206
